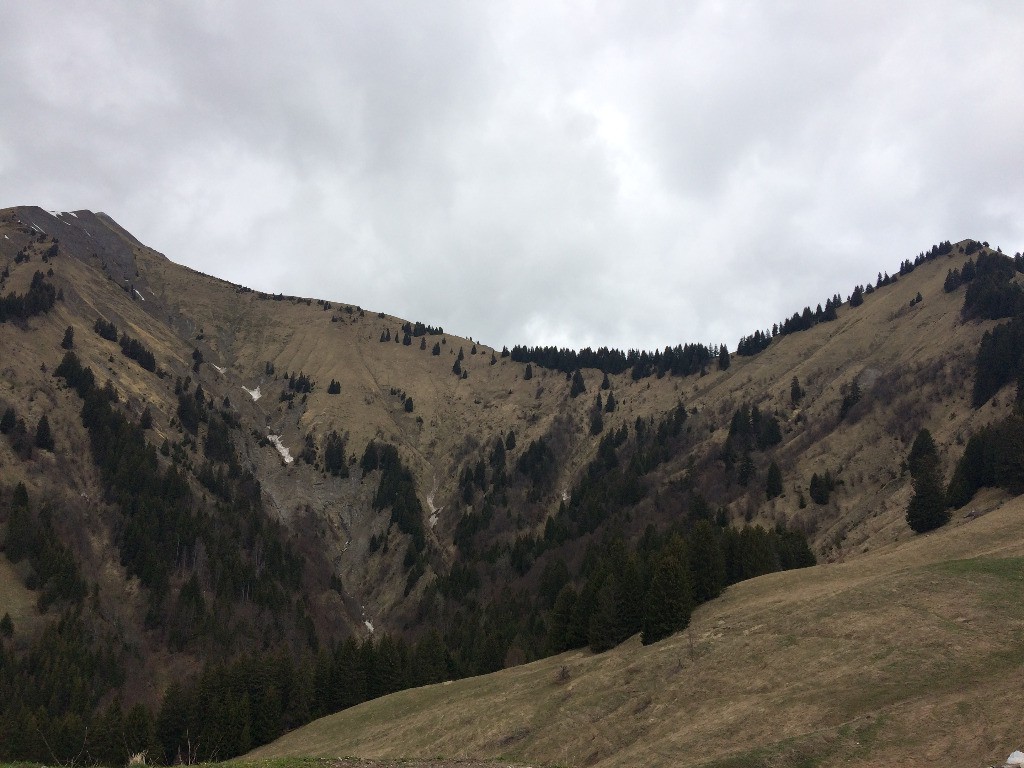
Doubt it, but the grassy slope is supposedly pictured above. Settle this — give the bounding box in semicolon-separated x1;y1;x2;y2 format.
251;490;1024;768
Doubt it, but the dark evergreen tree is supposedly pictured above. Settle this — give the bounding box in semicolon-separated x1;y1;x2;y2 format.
60;325;74;349
569;369;586;398
523;363;533;381
641;536;693;645
0;406;14;435
718;343;731;370
737;452;755;486
907;428;938;479
689;520;725;603
604;390;616;413
790;376;803;406
906;428;948;533
809;472;834;505
547;585;580;653
839;378;862;420
587;575;620;652
34;414;54;451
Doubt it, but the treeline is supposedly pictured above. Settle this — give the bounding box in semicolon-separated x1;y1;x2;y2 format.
947;408;1024;507
509;343;713;380
949;251;1024;406
548;521;815;654
156;632;452;762
0;270;57;323
119;332;157;372
737;240;963;359
0;613;130;764
906;248;1024;532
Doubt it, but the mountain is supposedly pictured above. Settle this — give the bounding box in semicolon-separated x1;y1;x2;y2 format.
0;204;1021;765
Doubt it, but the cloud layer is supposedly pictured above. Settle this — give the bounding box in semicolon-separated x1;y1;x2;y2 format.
2;1;1023;351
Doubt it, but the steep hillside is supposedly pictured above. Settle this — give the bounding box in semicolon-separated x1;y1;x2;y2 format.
0;204;1021;764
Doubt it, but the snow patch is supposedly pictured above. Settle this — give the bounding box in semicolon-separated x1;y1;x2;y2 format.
3;235;7;240
134;289;145;301
242;385;261;401
561;488;569;502
65;211;78;218
429;513;438;529
267;435;293;464
211;364;226;374
30;223;45;234
364;620;374;633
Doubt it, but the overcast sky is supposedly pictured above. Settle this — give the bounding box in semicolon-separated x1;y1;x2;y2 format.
2;2;1023;352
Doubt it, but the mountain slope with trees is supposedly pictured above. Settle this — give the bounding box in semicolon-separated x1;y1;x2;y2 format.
0;205;1021;764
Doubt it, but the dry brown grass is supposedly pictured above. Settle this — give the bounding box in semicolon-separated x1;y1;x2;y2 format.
250;491;1024;768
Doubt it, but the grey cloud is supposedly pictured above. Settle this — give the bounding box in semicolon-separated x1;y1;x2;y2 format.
2;1;1023;353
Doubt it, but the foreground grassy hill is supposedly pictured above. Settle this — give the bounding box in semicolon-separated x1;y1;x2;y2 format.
252;489;1024;768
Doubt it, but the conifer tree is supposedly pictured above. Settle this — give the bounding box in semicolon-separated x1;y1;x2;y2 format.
689;521;726;603
34;414;54;451
587;575;620;652
790;376;803;406
0;406;14;435
718;343;731;370
641;536;694;645
570;369;586;397
906;428;949;533
60;326;74;349
604;390;617;413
